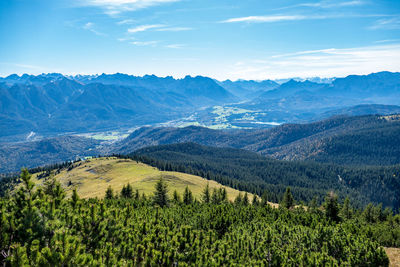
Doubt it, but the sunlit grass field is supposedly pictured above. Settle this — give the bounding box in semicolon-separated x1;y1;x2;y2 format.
32;157;258;201
385;247;400;267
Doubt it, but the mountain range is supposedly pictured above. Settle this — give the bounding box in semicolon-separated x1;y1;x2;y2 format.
0;73;235;140
1;71;400;142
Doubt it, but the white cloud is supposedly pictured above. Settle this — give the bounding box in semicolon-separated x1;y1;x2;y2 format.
222;15;308;23
83;22;107;36
117;19;136;25
82;0;180;15
374;39;400;44
117;36;136;41
131;40;159;46
275;0;365;10
165;44;185;49
227;44;400;80
156;27;192;31
128;24;165;33
222;13;389;24
369;17;400;30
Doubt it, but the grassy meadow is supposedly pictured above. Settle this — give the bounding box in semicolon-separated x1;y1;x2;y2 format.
32;157;258;201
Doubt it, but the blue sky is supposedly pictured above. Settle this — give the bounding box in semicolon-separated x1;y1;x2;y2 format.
1;0;400;80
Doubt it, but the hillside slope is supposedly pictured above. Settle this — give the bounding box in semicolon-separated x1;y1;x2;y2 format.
133;143;400;209
115;114;400;166
0;136;102;173
33;157;256;201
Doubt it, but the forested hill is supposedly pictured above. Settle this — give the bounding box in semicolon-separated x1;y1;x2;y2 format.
115;114;400;166
132;143;400;210
0;136;102;173
1;114;400;173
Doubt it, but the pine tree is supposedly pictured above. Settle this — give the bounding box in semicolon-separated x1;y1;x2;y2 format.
219;188;227;203
261;191;269;206
202;184;210;203
243;193;249;206
43;175;57;197
252;194;259;206
340;197;352;220
183;186;193;205
309;196;318;213
134;189;140;201
281;187;294;209
105;186;114;199
234;193;242;206
374;203;384;222
324;192;340;222
121;183;133;198
71;188;79;208
153;178;168;207
173;190;181;203
20;168;34;196
211;188;219;204
363;203;375;223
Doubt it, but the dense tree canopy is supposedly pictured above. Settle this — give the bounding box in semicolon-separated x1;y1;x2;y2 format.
1;169;399;266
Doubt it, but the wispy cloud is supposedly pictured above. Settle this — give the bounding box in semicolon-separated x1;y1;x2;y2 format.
165;44;185;49
222;15;308;23
82;0;180;15
117;36;136;41
156;27;192;32
222;13;389;24
83;22;107;36
369;17;400;30
117;19;136;25
126;24;192;35
275;0;365;10
131;40;159;46
227;44;400;79
127;24;165;33
374;39;400;44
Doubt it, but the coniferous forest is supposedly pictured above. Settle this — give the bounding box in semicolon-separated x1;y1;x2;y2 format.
130;143;400;210
1;168;399;266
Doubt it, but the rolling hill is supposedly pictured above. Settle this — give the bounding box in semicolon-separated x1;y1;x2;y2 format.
114;114;400;166
31;157;257;201
0;136;102;173
133;142;400;209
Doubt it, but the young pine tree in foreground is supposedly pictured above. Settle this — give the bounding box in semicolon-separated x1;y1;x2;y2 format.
183;186;193;205
202;183;210;203
153;178;168;207
105;186;114;199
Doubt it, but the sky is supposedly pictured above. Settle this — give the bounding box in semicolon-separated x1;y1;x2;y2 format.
0;0;400;80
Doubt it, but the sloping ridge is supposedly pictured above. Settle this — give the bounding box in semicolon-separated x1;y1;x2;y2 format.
115;114;400;166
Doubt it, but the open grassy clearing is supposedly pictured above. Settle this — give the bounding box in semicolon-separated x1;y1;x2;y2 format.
385;247;400;267
31;157;260;202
